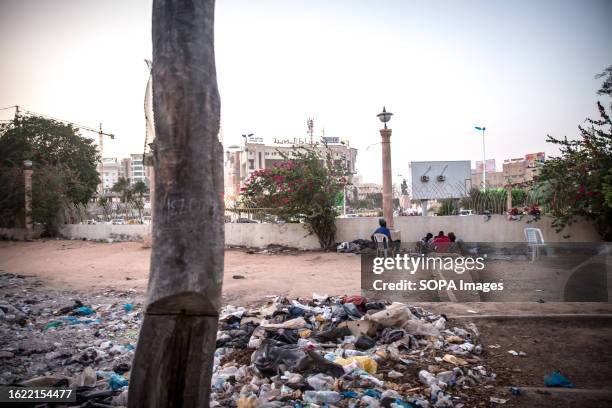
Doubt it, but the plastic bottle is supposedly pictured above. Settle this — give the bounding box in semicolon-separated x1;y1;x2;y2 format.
307;373;334;390
436;370;456;387
303;390;342;404
418;370;438;387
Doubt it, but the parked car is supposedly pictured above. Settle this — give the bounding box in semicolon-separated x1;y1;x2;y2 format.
111;218;126;225
236;218;259;223
458;209;474;216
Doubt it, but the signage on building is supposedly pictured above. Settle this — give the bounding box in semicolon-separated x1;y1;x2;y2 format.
247;135;264;144
475;159;496;173
525;152;545;167
321;136;341;144
272;137;317;145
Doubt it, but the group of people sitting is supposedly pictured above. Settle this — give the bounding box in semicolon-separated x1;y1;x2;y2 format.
369;219;464;255
417;230;463;254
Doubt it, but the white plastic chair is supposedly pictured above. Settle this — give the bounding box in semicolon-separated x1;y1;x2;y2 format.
373;233;388;258
524;227;545;261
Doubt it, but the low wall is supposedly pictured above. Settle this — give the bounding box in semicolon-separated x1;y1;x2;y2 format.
58;215;601;248
336;215;601;243
59;224;150;242
58;222;321;249
0;226;43;241
225;223;320;250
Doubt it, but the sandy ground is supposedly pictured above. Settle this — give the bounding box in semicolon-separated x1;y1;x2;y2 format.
2;239;611;316
0;240;361;306
3;240;612;406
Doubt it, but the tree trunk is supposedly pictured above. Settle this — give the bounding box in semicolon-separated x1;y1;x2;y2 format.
128;1;223;407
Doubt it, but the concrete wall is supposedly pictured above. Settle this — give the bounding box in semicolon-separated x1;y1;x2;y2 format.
59;224;150;242
58;222;321;249
0;226;43;241
58;215;601;248
225;223;320;249
336;215;601;243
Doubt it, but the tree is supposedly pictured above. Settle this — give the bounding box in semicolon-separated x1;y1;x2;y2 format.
130;180;149;221
112;177;132;219
241;148;349;249
537;65;612;240
438;198;458;216
97;196;112;221
0;115;99;232
460;188;507;214
129;0;223;406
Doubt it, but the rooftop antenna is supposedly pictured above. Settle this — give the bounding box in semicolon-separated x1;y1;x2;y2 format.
307;118;314;145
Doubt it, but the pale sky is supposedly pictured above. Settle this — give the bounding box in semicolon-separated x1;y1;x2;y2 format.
1;0;611;183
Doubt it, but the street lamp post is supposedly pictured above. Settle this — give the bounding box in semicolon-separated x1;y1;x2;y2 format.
377;106;394;229
23;160;33;236
475;126;486;189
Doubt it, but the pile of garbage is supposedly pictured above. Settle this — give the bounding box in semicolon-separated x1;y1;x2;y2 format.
213;294;496;407
0;273;140;405
1;272;497;407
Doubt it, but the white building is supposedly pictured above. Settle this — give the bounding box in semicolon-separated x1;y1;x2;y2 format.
130;154;146;185
101;158;120;193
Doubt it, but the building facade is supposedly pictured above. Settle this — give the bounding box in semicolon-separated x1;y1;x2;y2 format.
130;154;146;185
470;170;506;189
470;152;545;189
101;158;120;193
354;183;383;200
224;136;358;200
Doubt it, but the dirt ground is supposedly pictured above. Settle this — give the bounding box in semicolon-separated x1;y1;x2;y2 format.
2;240;612;406
0;240;362;306
2;240;611;315
470;316;612;407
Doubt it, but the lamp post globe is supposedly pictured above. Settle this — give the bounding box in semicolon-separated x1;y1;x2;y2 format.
377;106;393;129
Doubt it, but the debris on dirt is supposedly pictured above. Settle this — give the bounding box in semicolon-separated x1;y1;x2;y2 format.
211;295;498;407
544;371;575;388
336;239;375;253
0;273;140;405
1;273;499;406
490;396;509;404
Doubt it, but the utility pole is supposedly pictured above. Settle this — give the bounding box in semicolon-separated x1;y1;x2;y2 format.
96;123;115;195
98;124;105;194
129;0;223;407
475;126;486;190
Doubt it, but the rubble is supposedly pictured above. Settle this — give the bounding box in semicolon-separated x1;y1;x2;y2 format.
1;272;499;407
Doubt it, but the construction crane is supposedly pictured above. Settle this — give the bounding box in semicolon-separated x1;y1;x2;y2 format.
9;105;115;194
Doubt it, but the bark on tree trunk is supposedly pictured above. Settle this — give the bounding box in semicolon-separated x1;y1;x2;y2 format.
128;1;223;407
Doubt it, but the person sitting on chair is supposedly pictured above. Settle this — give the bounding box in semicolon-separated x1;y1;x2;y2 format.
371;218;391;241
371;218;391;255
